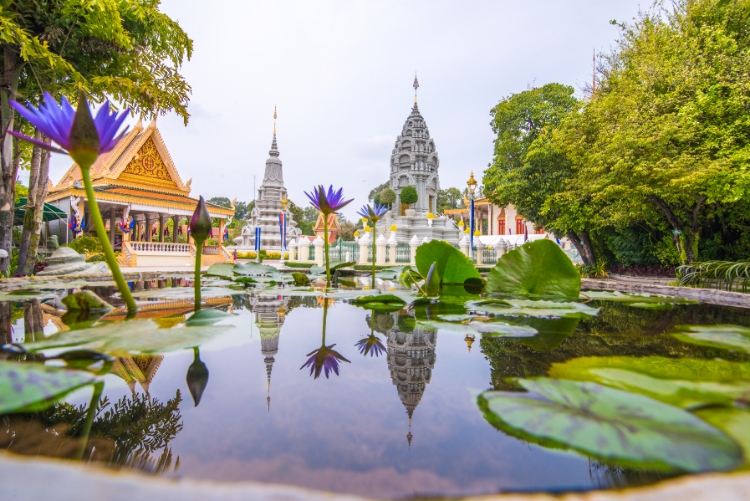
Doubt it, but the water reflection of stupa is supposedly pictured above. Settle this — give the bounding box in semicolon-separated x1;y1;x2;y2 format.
250;294;289;410
112;356;164;396
386;314;437;447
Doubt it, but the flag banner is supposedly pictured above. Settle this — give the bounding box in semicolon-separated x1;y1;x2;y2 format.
255;227;261;252
470;198;475;251
279;213;286;250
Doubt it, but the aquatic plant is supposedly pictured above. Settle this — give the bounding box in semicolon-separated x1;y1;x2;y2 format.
189;197;212;310
300;300;350;379
9;93;136;311
677;260;750;292
355;335;386;357
357;203;388;286
186;347;209;406
304;185;353;285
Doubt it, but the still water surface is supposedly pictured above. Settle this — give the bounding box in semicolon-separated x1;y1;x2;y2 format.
2;286;750;499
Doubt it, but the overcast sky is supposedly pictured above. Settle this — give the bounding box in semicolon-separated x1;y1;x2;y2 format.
44;0;645;220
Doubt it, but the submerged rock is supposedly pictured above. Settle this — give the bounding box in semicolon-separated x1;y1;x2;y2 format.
37;247;110;277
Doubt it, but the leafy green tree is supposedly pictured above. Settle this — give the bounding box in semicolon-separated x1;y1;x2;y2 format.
2;0;193;275
437;187;463;213
368;181;390;202
555;0;750;264
400;186;418;206
483;83;598;264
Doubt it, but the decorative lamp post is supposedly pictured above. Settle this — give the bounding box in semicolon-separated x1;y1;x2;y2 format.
467;172;478;255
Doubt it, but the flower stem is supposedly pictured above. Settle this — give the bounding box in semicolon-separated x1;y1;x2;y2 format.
322;299;328;345
74;381;104;460
371;222;376;287
194;243;203;312
81;168;137;312
324;214;330;285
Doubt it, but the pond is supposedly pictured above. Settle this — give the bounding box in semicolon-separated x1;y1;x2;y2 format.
1;276;750;499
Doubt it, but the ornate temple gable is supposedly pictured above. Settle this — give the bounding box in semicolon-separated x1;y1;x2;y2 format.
118;137;180;189
108;123;189;194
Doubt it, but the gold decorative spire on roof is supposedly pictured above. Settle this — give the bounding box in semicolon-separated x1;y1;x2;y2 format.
465;334;475;353
273;105;277;135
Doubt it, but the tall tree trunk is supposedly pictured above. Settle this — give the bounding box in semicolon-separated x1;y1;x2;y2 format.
648;194;697;263
16;132;51;276
567;229;596;266
0;47;21;276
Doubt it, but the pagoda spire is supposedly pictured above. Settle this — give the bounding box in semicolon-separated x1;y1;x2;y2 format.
270;106;278;154
413;72;419;105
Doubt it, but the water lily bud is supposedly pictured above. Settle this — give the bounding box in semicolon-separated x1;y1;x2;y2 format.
68;93;101;169
425;262;440;296
190;196;212;243
186;348;209;407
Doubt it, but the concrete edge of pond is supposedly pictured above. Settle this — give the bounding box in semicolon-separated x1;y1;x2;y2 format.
582;278;750;309
1;451;750;501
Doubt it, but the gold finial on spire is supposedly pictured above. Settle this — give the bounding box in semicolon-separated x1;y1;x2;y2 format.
465;334;475;353
273;105;277;135
413;72;419;104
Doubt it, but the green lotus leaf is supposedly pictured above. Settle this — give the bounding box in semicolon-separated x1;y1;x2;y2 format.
415;240;480;285
0;361;95;413
128;287;244;300
185;309;233;326
204;263;236;279
467;299;599;319
584;291;698;304
419;319;537;337
350;294;406;305
61;290;112;311
478;378;741;472
486;239;580;299
0;289;57;301
549;356;750;409
20;318;231;356
673;325;750;354
695;408;750;468
233;262;277;276
291;272;310;286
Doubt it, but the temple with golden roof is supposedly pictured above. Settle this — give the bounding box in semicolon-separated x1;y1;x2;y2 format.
45;119;234;267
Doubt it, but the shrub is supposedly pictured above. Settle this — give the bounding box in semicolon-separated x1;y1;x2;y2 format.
67;236;102;254
236;251;257;259
399;186;418;205
380;188;396;205
285;262;315;268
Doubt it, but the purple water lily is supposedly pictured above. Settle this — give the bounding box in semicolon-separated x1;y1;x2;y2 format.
300;344;351;379
190;196;212;243
304;185;353;215
356;203;388;223
356;335;386;357
9;92;129;161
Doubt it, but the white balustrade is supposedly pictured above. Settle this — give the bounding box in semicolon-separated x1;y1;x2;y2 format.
129;242;192;254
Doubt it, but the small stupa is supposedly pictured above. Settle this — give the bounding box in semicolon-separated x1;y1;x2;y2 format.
237;107;300;251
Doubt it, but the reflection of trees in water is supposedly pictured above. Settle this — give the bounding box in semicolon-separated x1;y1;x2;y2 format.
480;302;750;390
588;460;676;490
0;391;183;474
366;311;395;334
286;295;319;312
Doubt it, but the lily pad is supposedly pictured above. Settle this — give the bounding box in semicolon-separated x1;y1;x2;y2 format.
128;286;244;300
61;290;112;311
0;290;57;301
0;361;95;413
467;299;599;319
696;408;750;467
416;240;480;285
291;272;310;286
185;309;233;326
419;319;537;337
486;239;580;299
478;378;741;472
205;263;236;279
583;291;698;305
21;318;232;356
233;262;277;276
549;356;750;409
673;325;750;354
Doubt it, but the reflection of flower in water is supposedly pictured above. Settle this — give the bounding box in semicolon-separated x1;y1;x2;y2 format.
300;344;350;379
186;348;209;406
356;335;386;357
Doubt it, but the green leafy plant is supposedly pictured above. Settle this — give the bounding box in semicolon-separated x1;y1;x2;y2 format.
486;240;580;299
577;261;609;279
415;240;480;285
399;186;418;206
67;236;102;254
677;260;750;292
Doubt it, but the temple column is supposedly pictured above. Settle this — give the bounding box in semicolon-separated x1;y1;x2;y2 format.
159;215;166;243
109;206;116;246
146;215;153;242
218;218;225;246
172;216;178;242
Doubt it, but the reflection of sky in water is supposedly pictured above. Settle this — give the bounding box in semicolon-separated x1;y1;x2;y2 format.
102;301;591;499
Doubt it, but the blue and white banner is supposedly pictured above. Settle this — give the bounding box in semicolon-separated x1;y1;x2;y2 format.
279;213;286;250
255;227;261;252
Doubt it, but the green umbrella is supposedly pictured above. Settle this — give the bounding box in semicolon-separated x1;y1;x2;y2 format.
14;198;68;226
